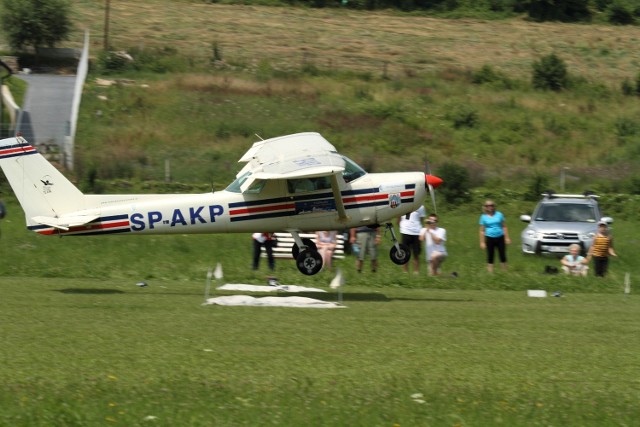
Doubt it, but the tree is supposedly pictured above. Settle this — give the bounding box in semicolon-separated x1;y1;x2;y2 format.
0;0;72;52
525;0;591;22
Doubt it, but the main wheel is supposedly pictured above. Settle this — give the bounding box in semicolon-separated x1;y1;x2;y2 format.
390;244;411;265
296;250;323;275
291;238;317;259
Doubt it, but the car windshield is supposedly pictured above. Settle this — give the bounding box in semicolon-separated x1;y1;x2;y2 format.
535;203;597;222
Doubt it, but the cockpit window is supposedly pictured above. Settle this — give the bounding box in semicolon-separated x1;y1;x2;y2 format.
225;171;265;194
342;156;366;183
225;171;250;193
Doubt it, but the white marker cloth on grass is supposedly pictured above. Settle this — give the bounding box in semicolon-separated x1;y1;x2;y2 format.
217;284;326;293
205;295;344;308
527;290;548;298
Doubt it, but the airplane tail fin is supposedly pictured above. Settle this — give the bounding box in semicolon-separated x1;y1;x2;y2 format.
0;136;86;228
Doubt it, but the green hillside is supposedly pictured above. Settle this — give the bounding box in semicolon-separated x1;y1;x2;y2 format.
49;2;638;195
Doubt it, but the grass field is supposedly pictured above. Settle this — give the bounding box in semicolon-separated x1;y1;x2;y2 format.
1;276;638;426
1;193;638;425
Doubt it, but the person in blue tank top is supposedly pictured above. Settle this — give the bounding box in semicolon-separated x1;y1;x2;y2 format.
479;200;511;273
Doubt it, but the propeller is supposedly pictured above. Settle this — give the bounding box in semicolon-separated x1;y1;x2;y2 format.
424;162;443;214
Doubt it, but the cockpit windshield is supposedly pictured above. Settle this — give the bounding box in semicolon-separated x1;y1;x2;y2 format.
225;171;266;194
341;156;366;183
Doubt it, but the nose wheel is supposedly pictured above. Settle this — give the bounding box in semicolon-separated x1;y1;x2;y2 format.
390;243;411;265
384;222;411;265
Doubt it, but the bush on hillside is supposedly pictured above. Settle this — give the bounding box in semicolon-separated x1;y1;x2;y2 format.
621;78;634;96
607;2;635;24
436;162;472;205
444;102;479;129
532;53;568;91
525;0;591;22
524;173;550;201
97;50;132;73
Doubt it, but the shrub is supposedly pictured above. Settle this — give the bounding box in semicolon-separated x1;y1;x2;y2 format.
472;65;500;84
614;117;639;138
445;102;479;129
621;78;634;96
96;50;132;73
532;53;568;91
525;0;591;22
524;173;550;201
436;162;472;205
211;41;223;62
608;2;635;25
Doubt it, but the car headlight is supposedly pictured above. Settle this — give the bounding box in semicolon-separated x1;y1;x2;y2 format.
581;232;595;241
525;230;540;239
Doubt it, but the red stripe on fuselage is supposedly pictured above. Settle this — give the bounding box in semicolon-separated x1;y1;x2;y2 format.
343;190;414;204
0;146;36;155
230;203;295;216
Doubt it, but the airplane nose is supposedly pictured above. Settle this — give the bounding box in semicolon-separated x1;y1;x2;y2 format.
425;174;443;189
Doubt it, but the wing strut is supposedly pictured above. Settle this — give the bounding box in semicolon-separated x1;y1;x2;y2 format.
330;174;348;222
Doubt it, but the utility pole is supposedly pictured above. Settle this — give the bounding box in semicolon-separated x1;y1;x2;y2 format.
560;167;569;192
0;60;13;138
104;0;111;51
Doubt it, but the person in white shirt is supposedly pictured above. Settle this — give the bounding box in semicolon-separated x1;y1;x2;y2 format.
397;205;427;274
419;213;447;276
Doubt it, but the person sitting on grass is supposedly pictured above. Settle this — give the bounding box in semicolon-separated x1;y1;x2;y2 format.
561;244;589;277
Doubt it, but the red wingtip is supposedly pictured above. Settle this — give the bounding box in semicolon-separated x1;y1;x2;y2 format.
426;174;443;189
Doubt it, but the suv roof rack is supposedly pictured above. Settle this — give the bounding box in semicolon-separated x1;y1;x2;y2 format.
541;191;599;200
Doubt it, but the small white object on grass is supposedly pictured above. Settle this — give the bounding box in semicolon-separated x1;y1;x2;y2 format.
329;268;344;289
527;290;547;298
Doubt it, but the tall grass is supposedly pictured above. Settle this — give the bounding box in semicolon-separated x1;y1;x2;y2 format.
75;70;640;194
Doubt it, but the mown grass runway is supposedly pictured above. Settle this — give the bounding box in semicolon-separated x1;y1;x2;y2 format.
1;272;638;426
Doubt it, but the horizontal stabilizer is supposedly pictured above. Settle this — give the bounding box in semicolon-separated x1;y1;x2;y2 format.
32;214;100;231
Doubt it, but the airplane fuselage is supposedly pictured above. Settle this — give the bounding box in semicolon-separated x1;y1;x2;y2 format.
29;172;427;236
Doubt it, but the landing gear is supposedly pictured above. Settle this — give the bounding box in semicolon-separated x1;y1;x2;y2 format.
390;244;411;265
290;232;322;275
291;238;317;259
296;249;323;276
384;222;411;265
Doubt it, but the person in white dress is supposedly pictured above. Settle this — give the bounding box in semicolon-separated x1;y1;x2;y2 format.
316;230;338;271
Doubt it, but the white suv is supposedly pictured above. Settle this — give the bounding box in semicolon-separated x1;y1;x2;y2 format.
520;192;613;255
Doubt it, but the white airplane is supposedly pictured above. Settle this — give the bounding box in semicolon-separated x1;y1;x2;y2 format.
0;132;442;275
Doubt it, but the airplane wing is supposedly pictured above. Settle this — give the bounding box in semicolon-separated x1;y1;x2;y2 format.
238;132;346;191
